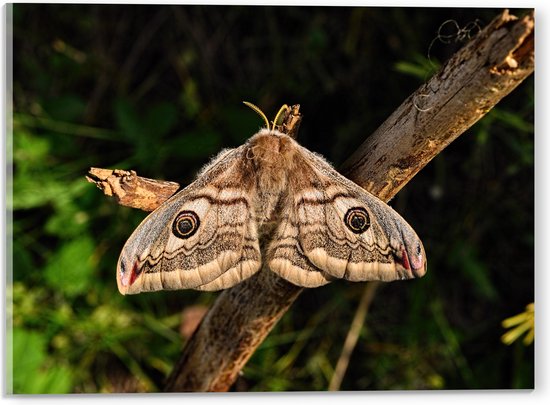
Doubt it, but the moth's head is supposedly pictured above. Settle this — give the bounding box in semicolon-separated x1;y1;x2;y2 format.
248;127;295;157
241;101;299;165
243;129;298;196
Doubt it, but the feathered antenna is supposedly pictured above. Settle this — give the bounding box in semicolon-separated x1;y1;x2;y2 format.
243;101;270;130
272;104;290;130
243;101;291;131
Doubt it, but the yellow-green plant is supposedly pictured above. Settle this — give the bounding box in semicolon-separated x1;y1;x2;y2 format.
501;303;534;346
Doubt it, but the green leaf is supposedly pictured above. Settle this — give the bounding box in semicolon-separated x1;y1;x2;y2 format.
11;328;47;393
394;54;439;80
11;327;74;394
13;129;51;172
12;176;66;210
12;175;88;211
31;363;74;394
45;199;90;238
394;61;429;79
12;240;35;282
44;236;96;298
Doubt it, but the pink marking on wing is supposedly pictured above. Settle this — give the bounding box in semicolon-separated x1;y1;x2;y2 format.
411;252;424;271
401;248;411;270
128;261;140;286
120;262;130;287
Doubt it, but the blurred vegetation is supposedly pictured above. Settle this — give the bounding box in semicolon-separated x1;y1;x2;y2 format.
8;5;533;393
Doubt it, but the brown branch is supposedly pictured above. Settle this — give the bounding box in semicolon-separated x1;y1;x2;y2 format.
340;9;534;199
88;9;534;392
86;168;180;212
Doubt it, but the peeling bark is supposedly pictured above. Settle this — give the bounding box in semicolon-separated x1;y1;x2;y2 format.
340;10;534;200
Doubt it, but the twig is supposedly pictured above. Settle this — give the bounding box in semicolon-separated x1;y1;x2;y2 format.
86;168;180;212
328;281;380;391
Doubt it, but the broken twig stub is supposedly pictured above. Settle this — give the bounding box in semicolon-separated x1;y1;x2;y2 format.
86;167;180;212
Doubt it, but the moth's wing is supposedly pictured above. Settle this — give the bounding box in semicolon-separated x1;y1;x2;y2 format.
267;209;335;288
117;146;262;294
194;219;261;291
269;145;426;286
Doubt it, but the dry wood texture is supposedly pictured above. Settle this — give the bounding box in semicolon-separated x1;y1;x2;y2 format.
88;9;533;392
340;9;534;200
86;168;180;212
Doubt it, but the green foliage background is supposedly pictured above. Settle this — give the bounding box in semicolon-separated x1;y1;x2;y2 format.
8;5;534;393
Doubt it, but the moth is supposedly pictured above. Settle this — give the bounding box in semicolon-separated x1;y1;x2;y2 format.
117;104;426;294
